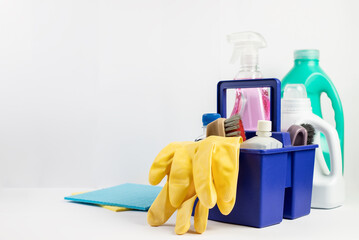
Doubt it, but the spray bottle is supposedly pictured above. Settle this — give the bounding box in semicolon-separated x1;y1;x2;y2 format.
228;32;270;131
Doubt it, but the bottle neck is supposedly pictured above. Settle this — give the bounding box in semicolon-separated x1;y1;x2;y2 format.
202;126;207;134
256;131;272;137
240;65;260;71
195;126;207;142
294;59;319;66
281;98;312;113
235;65;262;79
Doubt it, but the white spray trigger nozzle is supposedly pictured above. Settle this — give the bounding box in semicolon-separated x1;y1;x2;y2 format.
228;31;267;65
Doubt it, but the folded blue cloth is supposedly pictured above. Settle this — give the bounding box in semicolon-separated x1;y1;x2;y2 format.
64;183;162;211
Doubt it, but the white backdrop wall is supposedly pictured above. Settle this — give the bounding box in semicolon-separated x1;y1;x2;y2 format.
0;0;358;202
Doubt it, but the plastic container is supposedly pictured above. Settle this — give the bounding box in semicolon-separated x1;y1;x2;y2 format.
240;120;283;149
281;50;344;172
194;113;221;141
227;32;270;130
281;84;345;209
207;78;317;228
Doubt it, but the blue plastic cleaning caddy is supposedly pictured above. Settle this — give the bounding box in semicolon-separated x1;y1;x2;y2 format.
208;79;317;228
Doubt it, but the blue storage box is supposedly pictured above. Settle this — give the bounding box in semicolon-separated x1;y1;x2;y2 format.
207;79;318;228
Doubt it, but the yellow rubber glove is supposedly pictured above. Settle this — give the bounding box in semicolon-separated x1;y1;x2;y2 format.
193;136;242;214
147;136;242;234
147;141;192;227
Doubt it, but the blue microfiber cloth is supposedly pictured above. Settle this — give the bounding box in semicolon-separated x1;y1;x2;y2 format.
64;183;162;211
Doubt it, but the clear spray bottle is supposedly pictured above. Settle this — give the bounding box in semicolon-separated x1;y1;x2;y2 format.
228;32;270;131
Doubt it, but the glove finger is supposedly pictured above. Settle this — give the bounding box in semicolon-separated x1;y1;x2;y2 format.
194;199;209;234
193;141;217;209
174;194;197;235
147;182;177;226
217;196;236;216
169;146;193;208
212;140;240;215
149;142;190;185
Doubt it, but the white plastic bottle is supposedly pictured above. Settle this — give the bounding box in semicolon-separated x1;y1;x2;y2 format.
281;84;345;209
240;120;282;149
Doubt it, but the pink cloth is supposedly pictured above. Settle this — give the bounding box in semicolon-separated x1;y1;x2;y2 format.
230;87;270;130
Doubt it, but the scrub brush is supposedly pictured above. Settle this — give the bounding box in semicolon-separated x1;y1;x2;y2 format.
224;114;246;140
300;123;315;144
206;114;246;140
206;118;226;137
287;124;308;146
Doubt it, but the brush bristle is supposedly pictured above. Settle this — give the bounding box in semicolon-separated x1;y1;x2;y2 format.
300;123;315;145
224;114;246;141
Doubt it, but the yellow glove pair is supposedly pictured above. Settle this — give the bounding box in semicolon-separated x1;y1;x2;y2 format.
147;136;242;234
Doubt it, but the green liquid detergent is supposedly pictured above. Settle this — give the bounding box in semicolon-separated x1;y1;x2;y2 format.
281;50;344;171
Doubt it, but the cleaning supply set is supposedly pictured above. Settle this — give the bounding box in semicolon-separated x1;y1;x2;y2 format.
64;32;345;235
147;78;318;233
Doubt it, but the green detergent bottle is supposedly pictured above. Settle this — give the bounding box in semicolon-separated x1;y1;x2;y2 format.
281;49;344;171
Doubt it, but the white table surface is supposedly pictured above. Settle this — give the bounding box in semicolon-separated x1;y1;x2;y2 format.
0;188;358;240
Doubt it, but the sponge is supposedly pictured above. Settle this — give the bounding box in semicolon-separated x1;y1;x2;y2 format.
71;192;129;212
65;183;162;211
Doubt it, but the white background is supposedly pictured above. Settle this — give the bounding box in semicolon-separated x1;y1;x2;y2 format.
0;0;358;204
